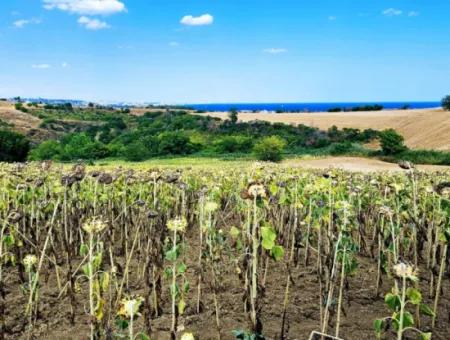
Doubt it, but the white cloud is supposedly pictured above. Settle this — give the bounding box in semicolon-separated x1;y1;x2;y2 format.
180;14;213;26
328;16;336;21
408;11;419;17
13;18;42;28
263;48;287;54
62;62;69;68
32;64;51;69
78;16;110;30
43;0;126;16
383;8;403;16
169;41;179;47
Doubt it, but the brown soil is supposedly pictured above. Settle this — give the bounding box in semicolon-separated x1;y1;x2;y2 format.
4;227;450;340
283;157;450;173
197;108;450;151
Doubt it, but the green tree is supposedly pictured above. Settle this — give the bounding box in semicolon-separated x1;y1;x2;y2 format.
0;130;30;162
379;129;407;155
253;136;286;162
228;108;238;124
28;140;63;160
158;131;198;155
60;133;109;160
442;95;450;111
121;141;149;161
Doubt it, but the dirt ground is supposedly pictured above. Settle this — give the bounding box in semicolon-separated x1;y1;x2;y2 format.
197;108;450;151
283;157;450;173
4;237;450;339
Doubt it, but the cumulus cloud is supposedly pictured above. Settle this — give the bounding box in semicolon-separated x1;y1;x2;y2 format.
263;48;287;54
43;0;126;16
32;64;51;69
78;16;110;30
180;14;213;26
13;18;42;28
383;8;403;16
408;11;419;17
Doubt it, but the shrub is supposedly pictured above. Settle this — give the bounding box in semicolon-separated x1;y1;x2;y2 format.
379;129;407;155
253;136;286;162
213;136;253;153
327;107;343;112
60;133;109;160
121;141;149;161
15;102;29;113
442;95;450;111
158;131;199;155
329;141;353;155
0;130;30;162
28;140;63;160
228;109;238;124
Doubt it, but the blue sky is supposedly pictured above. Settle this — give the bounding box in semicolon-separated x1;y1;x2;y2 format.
0;0;449;103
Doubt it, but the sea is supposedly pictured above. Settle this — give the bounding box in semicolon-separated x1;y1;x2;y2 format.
187;101;441;112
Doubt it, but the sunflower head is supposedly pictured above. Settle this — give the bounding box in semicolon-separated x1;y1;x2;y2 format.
393;262;418;281
117;295;144;319
167;217;188;233
23;254;38;272
82;218;108;234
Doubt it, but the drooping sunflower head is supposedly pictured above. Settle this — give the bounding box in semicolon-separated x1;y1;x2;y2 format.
117;295;144;319
167;217;188;233
393;262;418;281
82;218;108;234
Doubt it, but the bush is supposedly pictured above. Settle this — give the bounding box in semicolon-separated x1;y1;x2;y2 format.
121;141;149;161
28;140;63;160
0;130;30;162
442;95;450;111
253;136;286;162
15;102;29;113
329;141;353;155
213;136;253;153
60;133;109;160
379;129;407;155
158;132;199;155
228;109;238;124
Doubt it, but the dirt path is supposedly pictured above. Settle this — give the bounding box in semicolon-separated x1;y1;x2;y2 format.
198;108;450;151
283;156;450;172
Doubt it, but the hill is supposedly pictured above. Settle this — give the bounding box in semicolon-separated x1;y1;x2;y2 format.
197;108;450;151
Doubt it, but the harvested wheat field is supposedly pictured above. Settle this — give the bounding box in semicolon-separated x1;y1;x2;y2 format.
198;108;450;151
284;156;450;173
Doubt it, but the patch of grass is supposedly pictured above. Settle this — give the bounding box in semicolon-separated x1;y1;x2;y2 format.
380;149;450;166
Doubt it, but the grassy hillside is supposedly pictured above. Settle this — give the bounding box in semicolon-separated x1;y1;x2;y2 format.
1;101;450;165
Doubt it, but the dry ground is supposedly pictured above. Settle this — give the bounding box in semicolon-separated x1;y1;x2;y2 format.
0;101;41;133
197;108;450;151
284;156;450;173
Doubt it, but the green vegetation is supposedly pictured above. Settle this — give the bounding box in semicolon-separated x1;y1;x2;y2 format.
15;102;29;113
442;95;450;111
0;129;30;162
253;136;286;162
0;118;13;128
379;129;407;155
2;103;450;165
327;104;384;112
24;105;378;162
382;149;450;166
0;163;449;339
228;108;238;124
